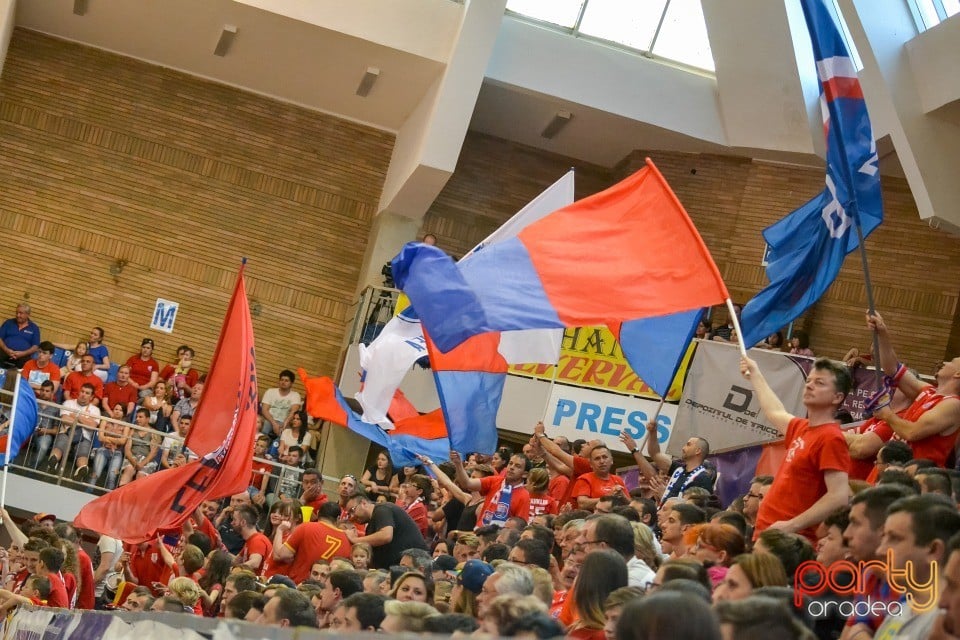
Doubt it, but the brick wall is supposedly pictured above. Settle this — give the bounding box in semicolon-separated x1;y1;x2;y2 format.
0;30;394;385
425;132;960;372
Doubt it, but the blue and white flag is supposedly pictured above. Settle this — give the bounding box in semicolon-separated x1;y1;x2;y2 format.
355;171;573;431
0;375;38;466
740;0;882;348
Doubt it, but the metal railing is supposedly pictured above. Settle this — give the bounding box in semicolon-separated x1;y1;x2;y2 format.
0;387;338;500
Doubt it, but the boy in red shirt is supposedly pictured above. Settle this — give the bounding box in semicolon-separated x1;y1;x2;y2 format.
36;547;70;608
740;355;851;543
0;575;51;611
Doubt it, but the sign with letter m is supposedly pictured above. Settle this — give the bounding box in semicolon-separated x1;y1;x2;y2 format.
151;298;179;334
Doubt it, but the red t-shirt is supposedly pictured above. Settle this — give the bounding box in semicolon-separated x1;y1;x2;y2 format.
570;472;627;507
279;522;353;584
528;493;559;519
77;548;96;609
62;372;104;400
899;386;959;467
125;356;160;387
238;532;273;573
46;571;70;609
128;543;174;595
847;416;893;481
250;460;273;491
561;456;593;509
755;418;850;542
548;474;570;503
103;381;138;412
303;493;329;512
405;499;429;539
63;572;77;607
21;360;61;385
476;476;531;528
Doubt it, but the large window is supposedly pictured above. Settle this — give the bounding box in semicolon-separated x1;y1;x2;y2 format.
505;0;716;73
911;0;960;30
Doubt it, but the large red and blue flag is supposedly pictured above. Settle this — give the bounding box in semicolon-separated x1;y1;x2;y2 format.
393;157;729;456
740;0;882;347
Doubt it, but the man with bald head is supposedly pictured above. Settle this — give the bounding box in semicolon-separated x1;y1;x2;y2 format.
866;311;960;468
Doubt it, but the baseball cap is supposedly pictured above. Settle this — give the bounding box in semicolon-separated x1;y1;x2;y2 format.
432;554;458;573
33;513;57;524
458;559;493;594
141;338;155;347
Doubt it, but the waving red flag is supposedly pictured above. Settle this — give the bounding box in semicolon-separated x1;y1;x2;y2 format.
75;263;258;543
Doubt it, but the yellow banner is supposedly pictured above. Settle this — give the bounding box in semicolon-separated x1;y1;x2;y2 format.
508;326;693;401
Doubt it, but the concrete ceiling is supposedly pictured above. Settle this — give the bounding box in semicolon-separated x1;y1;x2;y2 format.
11;0;884;175
15;0;447;131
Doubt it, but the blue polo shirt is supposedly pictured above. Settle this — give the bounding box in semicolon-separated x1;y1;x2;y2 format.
0;318;40;352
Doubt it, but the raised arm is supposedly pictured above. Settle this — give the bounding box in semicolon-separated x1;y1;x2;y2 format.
874;399;960;443
533;422;574;470
619;429;661;481
416;454;471;504
866;311;926;401
642;420;673;472
739;356;793;435
450;451;481;492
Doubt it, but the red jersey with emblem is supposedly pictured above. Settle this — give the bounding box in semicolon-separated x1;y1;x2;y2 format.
755;418;850;542
864;386;958;470
476;476;530;528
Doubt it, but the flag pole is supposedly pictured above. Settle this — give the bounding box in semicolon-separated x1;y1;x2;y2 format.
853;221;883;387
0;374;23;524
634;395;667;454
725;299;749;359
540;359;562;423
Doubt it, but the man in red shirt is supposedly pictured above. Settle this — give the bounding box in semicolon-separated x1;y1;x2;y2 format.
864;311;960;468
125;338;160;398
570;444;627;511
299;469;328;513
740;355;851;543
62;355;104;404
452;451;530;528
233;504;272;574
102;365;138;417
273;503;352;583
122;540;173;596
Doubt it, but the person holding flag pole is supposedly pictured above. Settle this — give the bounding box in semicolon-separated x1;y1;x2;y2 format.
618;300;744;505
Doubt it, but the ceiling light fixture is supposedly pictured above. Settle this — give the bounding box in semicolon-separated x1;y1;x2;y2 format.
356;67;380;97
214;25;238;57
541;110;572;139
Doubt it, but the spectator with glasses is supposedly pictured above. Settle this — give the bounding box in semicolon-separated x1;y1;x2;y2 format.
742;475;773;541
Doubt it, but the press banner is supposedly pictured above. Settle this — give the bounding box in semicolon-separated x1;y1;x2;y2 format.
670;342;810;455
543;383;679;455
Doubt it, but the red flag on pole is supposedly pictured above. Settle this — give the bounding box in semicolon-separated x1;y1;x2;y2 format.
74;263;258;543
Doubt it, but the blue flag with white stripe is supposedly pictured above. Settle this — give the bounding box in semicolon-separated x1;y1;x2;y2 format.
740;0;882;347
0;377;38;466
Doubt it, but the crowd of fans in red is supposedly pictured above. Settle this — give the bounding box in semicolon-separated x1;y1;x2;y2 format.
4;303;960;639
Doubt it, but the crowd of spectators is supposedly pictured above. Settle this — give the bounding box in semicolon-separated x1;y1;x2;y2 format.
4;305;960;639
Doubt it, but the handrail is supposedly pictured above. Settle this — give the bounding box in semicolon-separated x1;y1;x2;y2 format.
0;388;329;499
